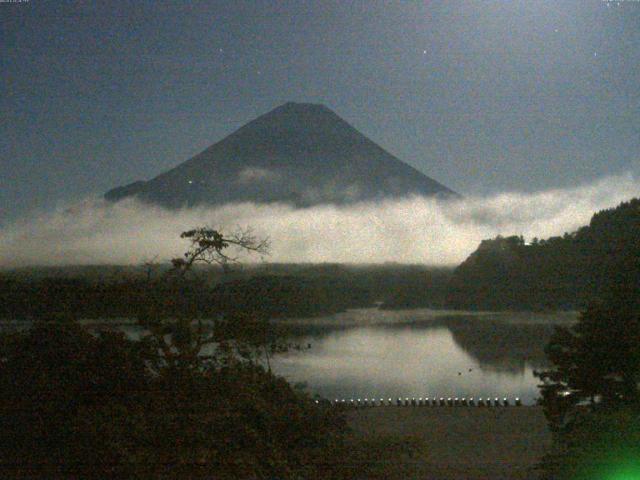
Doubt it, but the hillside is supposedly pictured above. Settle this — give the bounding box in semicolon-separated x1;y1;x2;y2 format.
446;198;640;310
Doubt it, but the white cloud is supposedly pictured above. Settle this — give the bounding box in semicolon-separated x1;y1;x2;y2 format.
0;173;638;268
236;167;280;184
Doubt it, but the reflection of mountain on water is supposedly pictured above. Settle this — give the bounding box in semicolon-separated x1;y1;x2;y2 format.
439;316;556;374
280;311;562;375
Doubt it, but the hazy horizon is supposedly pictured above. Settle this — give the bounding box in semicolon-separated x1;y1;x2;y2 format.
1;172;637;269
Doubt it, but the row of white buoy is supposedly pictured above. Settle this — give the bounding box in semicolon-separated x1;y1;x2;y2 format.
315;397;523;407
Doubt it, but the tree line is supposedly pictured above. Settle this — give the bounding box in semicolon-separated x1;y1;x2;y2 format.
0;265;451;322
446;198;640;310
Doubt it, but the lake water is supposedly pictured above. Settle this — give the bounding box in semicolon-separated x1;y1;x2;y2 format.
1;308;576;406
271;308;577;405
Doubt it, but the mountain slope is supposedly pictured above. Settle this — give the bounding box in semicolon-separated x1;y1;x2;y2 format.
105;102;457;207
445;198;640;310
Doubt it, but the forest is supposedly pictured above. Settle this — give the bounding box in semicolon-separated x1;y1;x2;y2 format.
0;264;451;321
446;198;640;311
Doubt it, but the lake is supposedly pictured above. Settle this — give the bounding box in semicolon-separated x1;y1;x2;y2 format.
271;308;577;405
0;308;576;406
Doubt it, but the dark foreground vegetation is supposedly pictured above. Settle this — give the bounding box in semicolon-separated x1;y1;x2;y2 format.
0;228;436;479
0;321;348;479
0;228;351;478
0;313;438;479
535;285;640;479
447;198;640;311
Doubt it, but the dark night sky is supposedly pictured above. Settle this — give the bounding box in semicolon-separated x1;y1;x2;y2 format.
2;0;639;221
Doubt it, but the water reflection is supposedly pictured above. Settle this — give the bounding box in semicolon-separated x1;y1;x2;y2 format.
0;309;575;405
272;309;575;404
431;316;558;374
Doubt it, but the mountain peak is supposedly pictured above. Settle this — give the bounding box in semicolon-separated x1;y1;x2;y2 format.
105;104;458;207
276;101;330;111
248;102;344;128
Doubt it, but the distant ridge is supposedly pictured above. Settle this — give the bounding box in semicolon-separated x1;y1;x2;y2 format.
105;102;458;207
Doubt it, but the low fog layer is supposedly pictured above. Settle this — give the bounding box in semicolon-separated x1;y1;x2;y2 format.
1;174;638;268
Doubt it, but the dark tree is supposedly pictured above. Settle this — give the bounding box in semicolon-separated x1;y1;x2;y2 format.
536;288;640;430
0;228;349;480
139;227;282;373
0;322;152;478
170;227;269;276
536;287;640;478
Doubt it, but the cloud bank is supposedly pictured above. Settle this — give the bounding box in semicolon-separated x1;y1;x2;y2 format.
1;174;638;268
